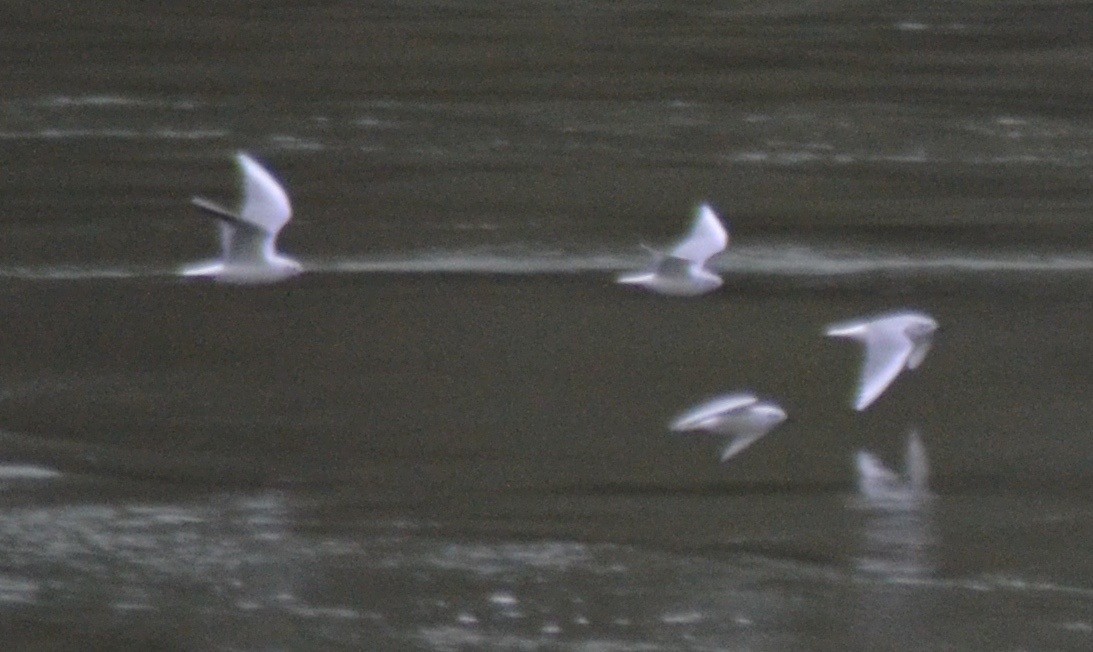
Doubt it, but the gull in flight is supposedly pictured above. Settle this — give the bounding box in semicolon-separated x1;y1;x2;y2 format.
855;429;930;503
183;152;302;283
826;310;938;411
670;392;787;462
617;203;729;296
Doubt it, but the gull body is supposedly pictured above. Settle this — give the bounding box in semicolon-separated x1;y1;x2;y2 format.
183;152;302;283
670;392;787;462
856;430;930;503
826;310;938;411
617;204;728;296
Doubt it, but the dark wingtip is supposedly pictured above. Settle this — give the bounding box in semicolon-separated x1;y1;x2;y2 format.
191;196;242;224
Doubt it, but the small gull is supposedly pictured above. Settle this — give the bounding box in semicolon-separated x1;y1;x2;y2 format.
183;151;302;283
617;203;728;296
670;392;787;461
826;310;938;411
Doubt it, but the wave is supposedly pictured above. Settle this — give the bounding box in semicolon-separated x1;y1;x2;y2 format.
0;128;229;141
2;96;1089;167
0;246;1090;281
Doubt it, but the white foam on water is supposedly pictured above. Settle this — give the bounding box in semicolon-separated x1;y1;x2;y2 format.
2;245;1089;281
0;464;62;481
0;575;39;604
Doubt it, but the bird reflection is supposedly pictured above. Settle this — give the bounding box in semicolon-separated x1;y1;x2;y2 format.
849;430;935;579
845;436;937;648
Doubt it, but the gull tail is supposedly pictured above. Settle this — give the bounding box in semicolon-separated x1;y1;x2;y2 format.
905;429;929;493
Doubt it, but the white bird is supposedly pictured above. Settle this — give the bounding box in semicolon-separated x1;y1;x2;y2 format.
855;430;930;503
670;392;787;462
617;203;729;296
182;152;302;283
825;310;938;411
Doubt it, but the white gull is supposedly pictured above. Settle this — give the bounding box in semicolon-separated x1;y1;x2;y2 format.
617;203;728;296
183;151;302;283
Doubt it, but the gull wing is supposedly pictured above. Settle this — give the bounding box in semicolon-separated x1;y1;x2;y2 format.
669;204;728;265
191;196;238;222
236;152;292;236
190;197;249;260
853;327;915;411
191;198;273;267
670;392;757;431
720;432;763;461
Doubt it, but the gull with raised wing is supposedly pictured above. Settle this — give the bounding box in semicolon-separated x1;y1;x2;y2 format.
183;152;302;283
826;310;938;411
617;203;728;296
855;429;930;503
670;392;787;462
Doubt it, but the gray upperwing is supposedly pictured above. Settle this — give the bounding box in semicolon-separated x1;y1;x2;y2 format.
655;255;696;279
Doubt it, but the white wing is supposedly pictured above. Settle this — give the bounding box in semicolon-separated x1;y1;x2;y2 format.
670;392;757;431
825;317;869;339
720;432;763;461
236;152;292;236
854;327;915;410
669;204;728;265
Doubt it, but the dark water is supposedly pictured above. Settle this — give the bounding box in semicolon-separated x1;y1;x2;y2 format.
1;1;1092;649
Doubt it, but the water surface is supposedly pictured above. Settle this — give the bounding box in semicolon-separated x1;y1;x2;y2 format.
1;1;1091;649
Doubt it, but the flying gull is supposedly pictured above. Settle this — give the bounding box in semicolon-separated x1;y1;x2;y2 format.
826;310;938;411
183;151;302;283
617;203;729;296
670;391;787;462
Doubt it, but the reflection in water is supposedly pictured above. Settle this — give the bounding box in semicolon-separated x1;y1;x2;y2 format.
852;497;935;580
854;430;931;504
847;489;937;648
1;0;1090;646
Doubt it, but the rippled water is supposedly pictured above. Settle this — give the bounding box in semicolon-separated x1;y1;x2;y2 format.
1;1;1091;649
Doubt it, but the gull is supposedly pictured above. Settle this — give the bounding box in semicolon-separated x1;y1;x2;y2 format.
183;152;302;283
855;429;930;503
617;203;728;296
826;310;938;411
670;392;787;462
